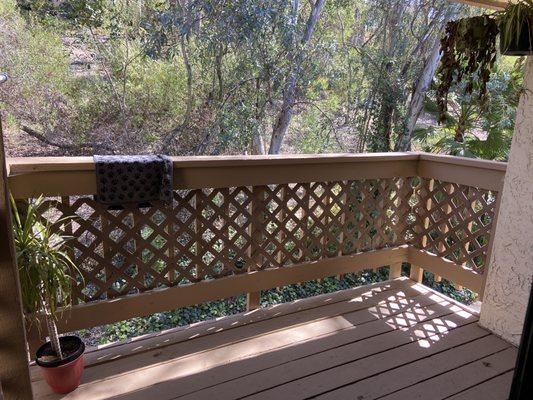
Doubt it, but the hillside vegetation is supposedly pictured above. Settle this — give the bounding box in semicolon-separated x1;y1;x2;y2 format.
0;0;523;158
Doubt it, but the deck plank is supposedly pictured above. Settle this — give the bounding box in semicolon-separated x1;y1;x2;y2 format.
31;279;515;400
313;334;511;399
378;347;517;400
177;303;478;400
31;279;410;383
114;294;469;400
242;322;487;400
34;282;434;399
445;371;514;400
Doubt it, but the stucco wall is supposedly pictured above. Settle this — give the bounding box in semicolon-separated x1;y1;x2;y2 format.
479;57;533;346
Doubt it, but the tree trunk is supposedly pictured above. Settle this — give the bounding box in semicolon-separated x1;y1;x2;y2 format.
252;78;266;155
181;36;194;123
45;309;63;359
252;132;266;155
454;112;468;143
268;0;326;154
215;46;224;102
160;35;194;150
396;38;443;151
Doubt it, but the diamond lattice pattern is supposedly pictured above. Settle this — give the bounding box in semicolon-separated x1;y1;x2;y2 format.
36;177;497;303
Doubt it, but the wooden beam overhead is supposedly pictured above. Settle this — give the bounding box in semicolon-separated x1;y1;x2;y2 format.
449;0;509;10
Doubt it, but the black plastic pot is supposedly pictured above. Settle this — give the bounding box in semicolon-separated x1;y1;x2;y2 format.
36;336;85;394
500;18;533;56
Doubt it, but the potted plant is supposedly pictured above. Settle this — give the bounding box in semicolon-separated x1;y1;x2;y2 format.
499;0;533;55
11;196;85;394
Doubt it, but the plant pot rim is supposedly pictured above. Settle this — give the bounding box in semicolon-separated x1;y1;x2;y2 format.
35;335;85;368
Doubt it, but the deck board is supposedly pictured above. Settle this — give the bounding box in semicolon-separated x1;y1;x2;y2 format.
31;278;516;400
446;371;515;400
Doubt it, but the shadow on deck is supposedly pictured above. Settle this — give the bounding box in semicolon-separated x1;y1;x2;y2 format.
31;278;516;400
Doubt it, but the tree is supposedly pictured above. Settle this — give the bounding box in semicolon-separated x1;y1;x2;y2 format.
1;0;519;158
269;0;326;154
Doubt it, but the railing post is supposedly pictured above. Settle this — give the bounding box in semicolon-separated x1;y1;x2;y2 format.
246;186;264;311
478;189;503;300
435;183;455;283
389;177;409;280
0;96;34;399
411;178;435;283
389;263;402;279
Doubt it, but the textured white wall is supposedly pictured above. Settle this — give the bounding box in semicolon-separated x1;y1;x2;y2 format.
479;57;533;346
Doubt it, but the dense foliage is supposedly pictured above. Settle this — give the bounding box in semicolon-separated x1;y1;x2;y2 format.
0;0;523;158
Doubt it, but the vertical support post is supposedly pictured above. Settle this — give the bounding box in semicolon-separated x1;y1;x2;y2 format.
389;178;406;281
373;181;385;273
247;186;264;311
168;203;178;285
193;191;205;281
389;263;402;280
246;291;261;312
435;183;454;283
336;183;348;280
478;189;503;300
276;186;286;266
318;184;331;282
101;211;114;298
409;264;424;283
411;178;434;283
455;189;474;292
303;183;314;262
0;101;34;399
61;197;82;303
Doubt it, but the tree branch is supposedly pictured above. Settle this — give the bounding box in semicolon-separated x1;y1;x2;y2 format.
21;125;115;153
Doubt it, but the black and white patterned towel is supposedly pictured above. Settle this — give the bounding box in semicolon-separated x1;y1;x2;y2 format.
94;155;173;206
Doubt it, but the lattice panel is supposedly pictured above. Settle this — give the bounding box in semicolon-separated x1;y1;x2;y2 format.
36;178;417;303
33;176;498;303
410;178;498;273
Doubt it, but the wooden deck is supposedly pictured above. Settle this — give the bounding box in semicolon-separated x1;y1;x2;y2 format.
31;278;517;400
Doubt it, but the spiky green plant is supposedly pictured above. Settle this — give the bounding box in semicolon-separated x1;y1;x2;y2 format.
11;195;80;360
498;0;533;53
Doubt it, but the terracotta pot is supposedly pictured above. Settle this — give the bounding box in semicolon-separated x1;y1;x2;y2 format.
36;336;85;394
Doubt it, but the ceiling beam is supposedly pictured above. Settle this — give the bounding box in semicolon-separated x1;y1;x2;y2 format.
449;0;509;10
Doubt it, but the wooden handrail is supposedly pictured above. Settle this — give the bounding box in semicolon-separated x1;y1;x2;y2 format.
418;153;506;191
7;152;505;198
6;152;506;173
7;152;419;173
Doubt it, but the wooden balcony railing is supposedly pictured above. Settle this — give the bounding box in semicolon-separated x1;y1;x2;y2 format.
6;152;506;353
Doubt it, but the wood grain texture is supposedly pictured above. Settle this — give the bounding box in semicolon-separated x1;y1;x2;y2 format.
30;279;515;400
0;115;33;399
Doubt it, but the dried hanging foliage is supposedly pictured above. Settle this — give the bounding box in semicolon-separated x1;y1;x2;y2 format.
436;15;499;123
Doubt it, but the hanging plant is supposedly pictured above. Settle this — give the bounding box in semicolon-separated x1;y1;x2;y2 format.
436;15;499;123
499;0;533;56
436;1;533;124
